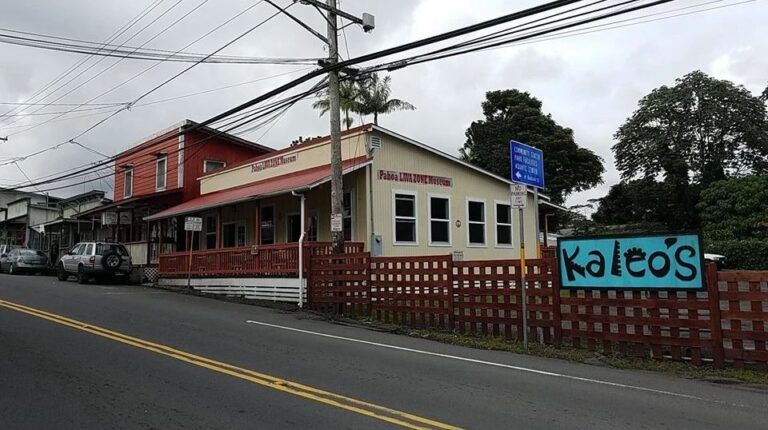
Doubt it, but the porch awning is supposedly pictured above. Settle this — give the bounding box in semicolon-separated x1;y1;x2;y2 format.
145;157;370;222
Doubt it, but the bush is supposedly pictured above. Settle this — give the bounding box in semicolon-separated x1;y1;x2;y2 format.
706;239;768;270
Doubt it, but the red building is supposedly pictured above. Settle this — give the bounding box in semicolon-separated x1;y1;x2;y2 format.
76;120;273;279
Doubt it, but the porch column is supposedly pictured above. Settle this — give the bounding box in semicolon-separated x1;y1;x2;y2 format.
216;207;223;248
254;202;260;246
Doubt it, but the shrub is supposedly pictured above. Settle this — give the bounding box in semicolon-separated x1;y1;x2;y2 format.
706;239;768;270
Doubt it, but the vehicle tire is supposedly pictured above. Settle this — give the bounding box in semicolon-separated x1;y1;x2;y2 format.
57;264;69;281
77;265;88;284
101;251;122;272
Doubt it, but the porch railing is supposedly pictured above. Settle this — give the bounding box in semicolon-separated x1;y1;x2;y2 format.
158;241;364;278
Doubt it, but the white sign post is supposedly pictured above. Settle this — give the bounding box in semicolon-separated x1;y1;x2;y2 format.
510;184;527;208
330;213;343;233
184;217;203;289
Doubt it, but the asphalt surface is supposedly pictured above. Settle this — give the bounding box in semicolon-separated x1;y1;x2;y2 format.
0;273;766;430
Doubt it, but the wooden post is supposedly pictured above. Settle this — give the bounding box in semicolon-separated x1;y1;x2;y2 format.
706;262;725;368
551;257;562;347
187;230;194;289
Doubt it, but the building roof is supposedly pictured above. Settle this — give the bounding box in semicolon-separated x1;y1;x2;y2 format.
74;189;183;218
145;156;371;221
113;119;275;160
57;190;107;206
0;187;62;203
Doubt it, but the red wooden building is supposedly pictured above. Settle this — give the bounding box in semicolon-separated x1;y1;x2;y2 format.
75;120;273;279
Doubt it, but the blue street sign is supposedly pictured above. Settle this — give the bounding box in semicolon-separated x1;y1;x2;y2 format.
510;140;544;189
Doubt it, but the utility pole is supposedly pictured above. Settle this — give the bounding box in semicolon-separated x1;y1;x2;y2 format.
266;1;373;253
326;0;344;254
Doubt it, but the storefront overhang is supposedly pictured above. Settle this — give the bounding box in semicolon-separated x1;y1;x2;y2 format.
75;189;183;219
145;157;370;222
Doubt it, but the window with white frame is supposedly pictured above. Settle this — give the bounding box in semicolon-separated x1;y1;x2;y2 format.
260;206;275;245
222;221;246;248
203;160;226;173
467;199;486;246
155;155;167;191
205;215;217;249
393;192;417;244
495;202;513;247
429;195;450;245
123;167;133;198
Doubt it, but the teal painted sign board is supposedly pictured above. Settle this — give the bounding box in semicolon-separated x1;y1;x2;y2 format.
557;233;705;290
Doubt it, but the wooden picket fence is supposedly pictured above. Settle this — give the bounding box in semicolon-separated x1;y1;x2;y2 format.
308;253;768;368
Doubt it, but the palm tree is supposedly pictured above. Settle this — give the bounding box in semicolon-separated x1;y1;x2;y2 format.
358;73;415;125
312;80;361;130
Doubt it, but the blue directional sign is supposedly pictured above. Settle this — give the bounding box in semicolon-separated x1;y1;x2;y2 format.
510;140;544;189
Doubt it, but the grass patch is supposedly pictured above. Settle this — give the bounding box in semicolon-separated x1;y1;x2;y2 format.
346;318;768;386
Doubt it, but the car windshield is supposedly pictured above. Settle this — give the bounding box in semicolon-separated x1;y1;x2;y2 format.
20;249;46;257
96;244;129;256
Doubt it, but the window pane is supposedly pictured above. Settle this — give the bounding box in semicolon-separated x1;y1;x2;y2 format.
395;195;415;217
204;161;225;173
469;224;485;244
497;225;512;245
496;203;511;224
431;220;449;243
395;220;416;243
156;158;166;189
468;201;484;222
343;217;352;241
223;224;236;247
430;197;448;220
205;216;216;233
261;207;274;244
206;234;217;249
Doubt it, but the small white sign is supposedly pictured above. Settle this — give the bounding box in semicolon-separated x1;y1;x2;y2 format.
102;212;118;225
452;250;464;262
510;184;527;208
184;216;203;232
330;213;343;232
118;212;131;225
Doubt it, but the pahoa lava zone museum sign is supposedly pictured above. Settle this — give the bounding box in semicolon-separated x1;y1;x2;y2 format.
378;170;453;187
557;233;706;290
251;153;298;173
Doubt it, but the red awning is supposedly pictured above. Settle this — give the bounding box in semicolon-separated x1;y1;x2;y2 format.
145;157;370;221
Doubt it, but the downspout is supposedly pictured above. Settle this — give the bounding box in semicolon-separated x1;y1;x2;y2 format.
292;190;306;308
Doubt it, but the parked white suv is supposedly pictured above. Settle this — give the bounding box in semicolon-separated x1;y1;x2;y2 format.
57;242;132;284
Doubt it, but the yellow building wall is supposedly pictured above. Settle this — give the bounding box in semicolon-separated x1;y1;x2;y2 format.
200;130;370;194
369;132;539;260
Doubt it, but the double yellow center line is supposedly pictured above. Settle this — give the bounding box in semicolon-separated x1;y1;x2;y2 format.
0;299;461;430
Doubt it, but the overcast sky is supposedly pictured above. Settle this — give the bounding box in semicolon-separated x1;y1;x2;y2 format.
0;0;765;211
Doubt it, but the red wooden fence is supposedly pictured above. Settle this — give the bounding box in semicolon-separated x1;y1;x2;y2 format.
308;253;768;368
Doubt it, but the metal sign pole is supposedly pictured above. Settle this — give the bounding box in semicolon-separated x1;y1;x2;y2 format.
187;231;194;289
534;188;540;257
519;207;528;350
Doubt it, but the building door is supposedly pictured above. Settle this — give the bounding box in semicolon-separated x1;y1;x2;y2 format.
287;212;318;243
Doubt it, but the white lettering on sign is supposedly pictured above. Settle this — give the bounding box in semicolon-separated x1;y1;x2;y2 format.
377;170;452;187
330;213;343;232
184;216;203;232
510;184;527;208
251;153;298;173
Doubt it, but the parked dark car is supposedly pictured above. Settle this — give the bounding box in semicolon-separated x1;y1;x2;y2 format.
0;248;50;275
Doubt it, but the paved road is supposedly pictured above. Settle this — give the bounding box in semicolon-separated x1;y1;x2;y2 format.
0;273;766;430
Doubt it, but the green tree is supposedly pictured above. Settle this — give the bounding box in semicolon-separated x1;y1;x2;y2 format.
613;70;768;185
460;89;604;203
357;73;415;125
312;80;362;130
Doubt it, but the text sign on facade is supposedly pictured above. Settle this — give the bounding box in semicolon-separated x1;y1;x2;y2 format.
510;184;527;208
101;212;117;225
557;233;705;290
184;216;203;232
378;170;453;187
510;140;544;189
251;153;297;173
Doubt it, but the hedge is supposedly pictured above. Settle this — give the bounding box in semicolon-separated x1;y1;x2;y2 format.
706;239;768;270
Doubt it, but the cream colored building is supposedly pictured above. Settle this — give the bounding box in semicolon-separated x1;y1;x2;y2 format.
147;124;554;260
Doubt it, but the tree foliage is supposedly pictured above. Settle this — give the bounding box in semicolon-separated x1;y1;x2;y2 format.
613;70;768;185
699;176;768;241
312;73;415;129
461;90;604;203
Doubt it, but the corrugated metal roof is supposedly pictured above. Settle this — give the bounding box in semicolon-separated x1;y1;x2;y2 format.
145;157;370;221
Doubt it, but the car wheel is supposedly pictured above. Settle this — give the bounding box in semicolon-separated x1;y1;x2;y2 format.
77;266;88;284
101;252;122;272
57;264;69;281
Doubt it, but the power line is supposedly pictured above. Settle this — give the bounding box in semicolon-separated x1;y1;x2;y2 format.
8;0;683;191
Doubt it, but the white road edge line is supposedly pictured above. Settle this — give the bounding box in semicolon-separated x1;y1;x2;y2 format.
245;320;745;407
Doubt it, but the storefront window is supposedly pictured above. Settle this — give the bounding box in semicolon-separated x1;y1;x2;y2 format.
495;203;512;247
394;192;417;244
156;155;167;191
205;215;217;249
343;191;353;241
429;196;450;245
261;206;274;245
467;199;486;246
223;221;246;248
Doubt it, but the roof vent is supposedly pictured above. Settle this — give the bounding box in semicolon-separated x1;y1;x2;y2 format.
369;135;382;150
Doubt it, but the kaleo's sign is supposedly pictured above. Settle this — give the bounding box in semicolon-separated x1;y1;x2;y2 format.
557;233;705;290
